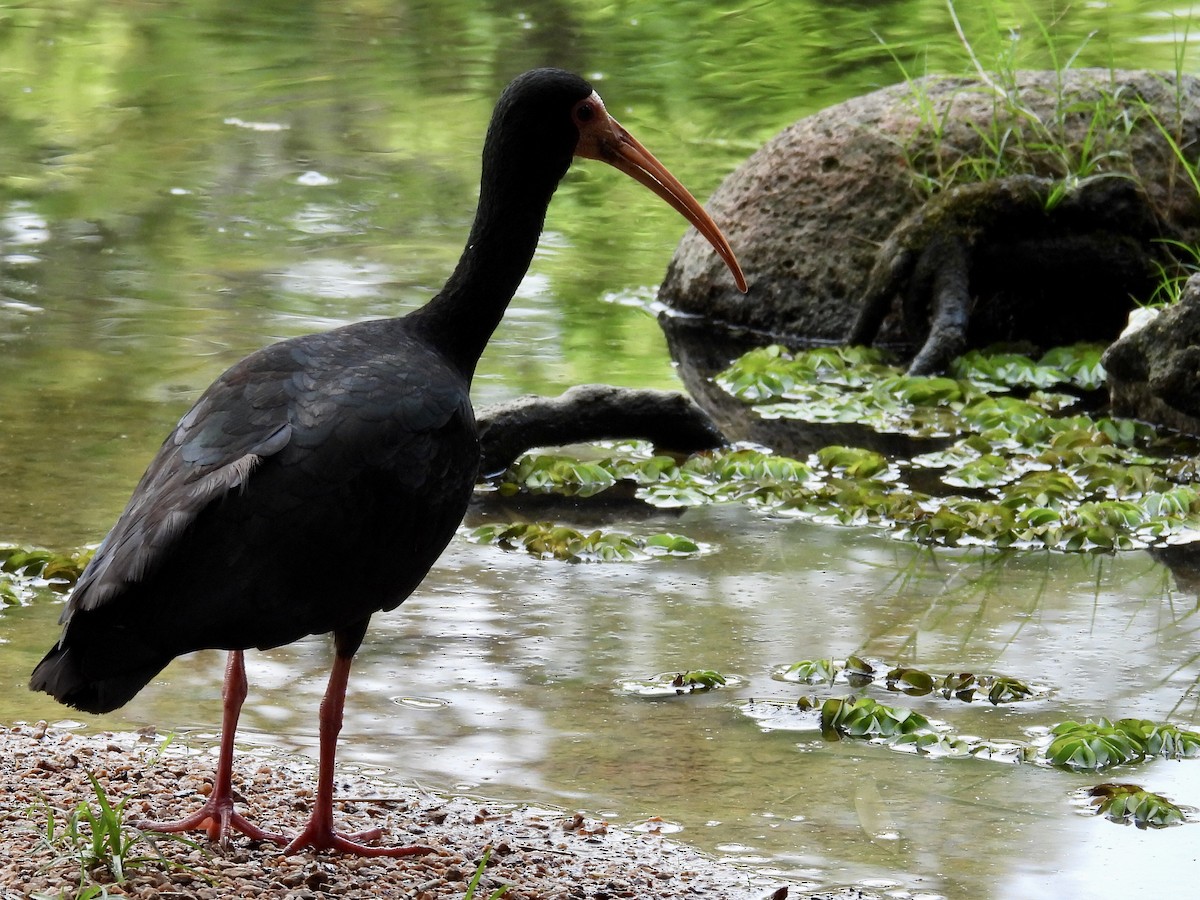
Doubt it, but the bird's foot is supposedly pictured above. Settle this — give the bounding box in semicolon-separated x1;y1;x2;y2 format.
133;796;288;847
282;818;435;858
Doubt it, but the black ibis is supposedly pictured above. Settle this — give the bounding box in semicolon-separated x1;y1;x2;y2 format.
30;68;746;856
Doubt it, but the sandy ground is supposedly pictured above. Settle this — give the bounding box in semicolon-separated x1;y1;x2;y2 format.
0;722;878;900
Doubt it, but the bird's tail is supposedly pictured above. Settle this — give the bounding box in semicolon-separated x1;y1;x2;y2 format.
30;643;167;715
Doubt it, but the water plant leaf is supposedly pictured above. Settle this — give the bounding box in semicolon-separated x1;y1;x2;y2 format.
816;446;890;479
877;374;966;404
1085;783;1187;828
715;344;799;401
1045;719;1145;770
886;666;936;695
821;696;933;739
500;455;617;497
985;676;1035;704
619;671;740;697
783;659;839;685
1113;719;1200;759
716;345;891;401
943;454;1013;488
467;522;703;563
486;342;1200;554
644;533;701;555
843;655;875;676
672;670;728;690
0;545;93;593
942;672;978;701
843;654;878;687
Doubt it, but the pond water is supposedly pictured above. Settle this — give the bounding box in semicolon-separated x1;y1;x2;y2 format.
4;2;1200;897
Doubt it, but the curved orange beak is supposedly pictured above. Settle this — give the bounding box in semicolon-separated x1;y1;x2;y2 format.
573;91;748;293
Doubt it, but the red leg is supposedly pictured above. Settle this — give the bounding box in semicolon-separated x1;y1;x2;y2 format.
133;650;286;846
282;652;432;857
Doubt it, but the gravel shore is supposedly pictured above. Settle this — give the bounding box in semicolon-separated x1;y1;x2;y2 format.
0;722;835;900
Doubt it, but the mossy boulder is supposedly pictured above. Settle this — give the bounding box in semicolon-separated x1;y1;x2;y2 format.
659;70;1200;368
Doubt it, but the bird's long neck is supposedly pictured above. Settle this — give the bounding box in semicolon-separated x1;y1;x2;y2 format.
406;165;559;383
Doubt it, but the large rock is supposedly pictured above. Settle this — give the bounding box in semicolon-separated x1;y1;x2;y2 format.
660;70;1200;350
1103;275;1200;435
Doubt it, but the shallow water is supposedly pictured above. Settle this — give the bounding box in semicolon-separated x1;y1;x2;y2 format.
4;2;1200;898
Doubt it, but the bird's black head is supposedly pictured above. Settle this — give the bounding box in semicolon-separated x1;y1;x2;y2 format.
410;66;744;376
482;68;596;192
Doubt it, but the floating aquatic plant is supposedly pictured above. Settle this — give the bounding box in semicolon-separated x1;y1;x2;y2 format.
1083;783;1187;828
0;545;92;586
484;343;1200;553
821;695;933;738
672;670;728;691
1041;717;1200;772
618;670;738;697
466;522;702;563
886;666;937;695
782;658;838;685
1045;724;1141;770
985;676;1036;704
775;657;1040;705
740;694;1032;763
1112;719;1200;760
952;347;1107;392
495;455;619;498
0;545;94;608
741;696;1200;787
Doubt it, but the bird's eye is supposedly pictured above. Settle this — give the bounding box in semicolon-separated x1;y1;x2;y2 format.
574;101;595;123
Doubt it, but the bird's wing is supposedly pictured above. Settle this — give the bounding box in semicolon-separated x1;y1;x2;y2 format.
65;327;473;621
67;349;300;615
